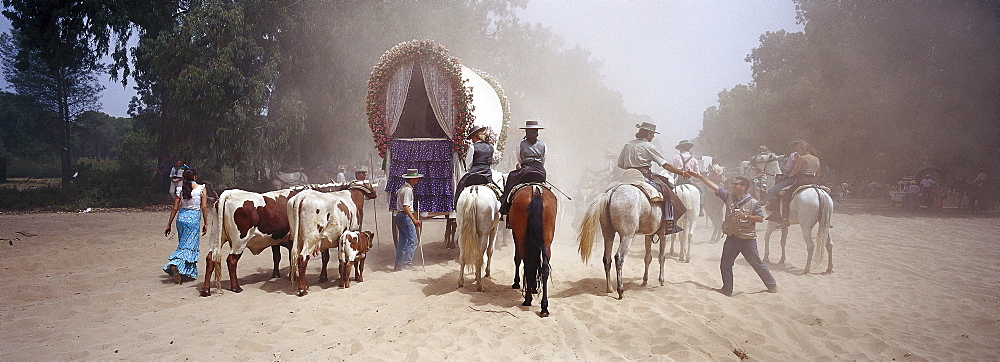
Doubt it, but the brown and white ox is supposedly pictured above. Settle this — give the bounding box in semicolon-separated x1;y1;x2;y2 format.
287;189;368;296
200;181;377;297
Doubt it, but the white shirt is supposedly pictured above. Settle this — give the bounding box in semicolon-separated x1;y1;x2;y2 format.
671;151;700;174
396;183;414;211
176;183;204;210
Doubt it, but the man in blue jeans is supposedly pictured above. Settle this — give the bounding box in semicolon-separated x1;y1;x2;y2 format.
394;168;423;271
696;173;778;296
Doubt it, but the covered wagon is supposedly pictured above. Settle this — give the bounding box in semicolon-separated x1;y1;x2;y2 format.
366;39;510;246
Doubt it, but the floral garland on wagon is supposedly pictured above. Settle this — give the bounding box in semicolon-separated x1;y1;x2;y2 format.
469;67;511;155
366;40;475;159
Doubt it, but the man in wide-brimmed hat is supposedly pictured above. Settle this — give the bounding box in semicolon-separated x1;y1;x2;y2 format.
500;120;547;215
354;166;369;181
670;139;699;185
394;168;423;271
455;125;496;206
617;121;693;233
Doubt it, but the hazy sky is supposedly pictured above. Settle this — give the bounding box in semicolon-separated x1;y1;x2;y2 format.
518;0;803;144
1;1;803;141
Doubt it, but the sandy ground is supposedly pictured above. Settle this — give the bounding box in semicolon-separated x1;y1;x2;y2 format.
1;200;997;360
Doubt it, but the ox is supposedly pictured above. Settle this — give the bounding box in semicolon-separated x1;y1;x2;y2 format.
200;181;377;297
287;189;358;296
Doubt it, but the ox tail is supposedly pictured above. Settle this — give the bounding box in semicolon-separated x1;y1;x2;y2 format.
524;187;545;294
458;187;481;270
212;193;227;294
289;195;304;284
814;188;832;267
578;189;611;263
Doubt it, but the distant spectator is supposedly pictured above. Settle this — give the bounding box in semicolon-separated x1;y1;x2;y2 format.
169;159;186;196
919;175;935;208
904;182;921;210
156;155;173;194
335;166;347;183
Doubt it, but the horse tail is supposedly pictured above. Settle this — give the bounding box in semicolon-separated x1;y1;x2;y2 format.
814;188;832;265
524;187;545;291
458;187;481;269
578;188;611;263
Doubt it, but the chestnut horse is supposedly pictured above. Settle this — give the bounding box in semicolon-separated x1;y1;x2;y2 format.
507;184;557;317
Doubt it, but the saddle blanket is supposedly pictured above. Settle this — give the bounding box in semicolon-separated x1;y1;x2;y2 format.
506;182;551;204
606;169;663;203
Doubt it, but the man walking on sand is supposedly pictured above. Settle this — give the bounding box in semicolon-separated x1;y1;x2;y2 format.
695;173;778;297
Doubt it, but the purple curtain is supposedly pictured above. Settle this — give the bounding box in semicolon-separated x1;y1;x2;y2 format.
386;139;454;212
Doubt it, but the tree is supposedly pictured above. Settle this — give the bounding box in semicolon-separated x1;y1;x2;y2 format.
0;32;103;185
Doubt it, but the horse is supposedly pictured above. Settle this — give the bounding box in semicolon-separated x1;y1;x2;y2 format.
508;184;556;317
761;186;834;274
456;185;502;291
666;183;701;263
578;180;667;300
703;188;725;242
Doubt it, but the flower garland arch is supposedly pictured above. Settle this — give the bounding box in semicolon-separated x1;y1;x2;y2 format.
366;40;475;159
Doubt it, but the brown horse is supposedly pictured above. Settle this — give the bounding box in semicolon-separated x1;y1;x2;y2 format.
507;184;557;317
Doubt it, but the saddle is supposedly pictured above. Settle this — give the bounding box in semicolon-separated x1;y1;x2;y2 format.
506;182;550;204
606;169;663;203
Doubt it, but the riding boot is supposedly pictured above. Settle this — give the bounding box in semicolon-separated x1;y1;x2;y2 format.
779;194;792;225
765;200;781;221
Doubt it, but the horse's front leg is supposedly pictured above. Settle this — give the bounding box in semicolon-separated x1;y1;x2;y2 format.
270;245;282;278
779;225;789;264
296;255;310;296
657;230;667;286
318;249;330;283
642;235;653;286
763;222;775;263
226;253;243;293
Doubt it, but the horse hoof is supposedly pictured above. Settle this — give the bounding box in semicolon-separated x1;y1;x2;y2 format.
230;286;243;293
271;273;281;279
522;301;532;307
512;283;520;289
640;281;648;286
477;286;485;292
659;280;665;286
540;311;550;318
617;293;624;300
297;290;308;297
199;289;211;297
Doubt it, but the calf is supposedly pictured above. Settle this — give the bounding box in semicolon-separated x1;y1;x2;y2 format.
339;230;374;288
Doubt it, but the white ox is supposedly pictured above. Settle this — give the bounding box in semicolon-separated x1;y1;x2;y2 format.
287;189;360;296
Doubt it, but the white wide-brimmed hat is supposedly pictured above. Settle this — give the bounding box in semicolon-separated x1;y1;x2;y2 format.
401;168;423;179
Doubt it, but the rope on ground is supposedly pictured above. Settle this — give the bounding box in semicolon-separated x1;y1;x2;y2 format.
469;306;517;318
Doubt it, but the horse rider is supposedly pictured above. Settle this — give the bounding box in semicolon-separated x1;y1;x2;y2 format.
617;122;694;233
751;145;780;195
775;141;821;225
670;139;700;185
500;120;547;215
455;125;496;206
766;140;803;217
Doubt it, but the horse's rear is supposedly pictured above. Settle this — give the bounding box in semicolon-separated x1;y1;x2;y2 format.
508;185;557;317
791;187;834;274
669;184;701;263
456;185;501;291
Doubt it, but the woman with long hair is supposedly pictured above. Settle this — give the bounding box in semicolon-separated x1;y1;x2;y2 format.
163;169;208;284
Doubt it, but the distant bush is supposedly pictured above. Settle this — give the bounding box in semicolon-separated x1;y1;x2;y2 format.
6;158;60;178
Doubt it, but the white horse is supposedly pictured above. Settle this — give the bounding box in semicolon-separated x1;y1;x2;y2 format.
578;178;669;299
667;183;701;263
456;185;501;291
703;189;725;242
762;186;834;274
